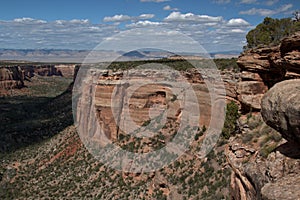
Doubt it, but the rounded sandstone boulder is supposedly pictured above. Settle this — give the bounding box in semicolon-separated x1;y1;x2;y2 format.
261;79;300;144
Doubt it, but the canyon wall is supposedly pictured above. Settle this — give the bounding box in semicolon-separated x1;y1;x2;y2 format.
0;64;77;93
0;66;24;90
21;64;76;78
76;67;231;143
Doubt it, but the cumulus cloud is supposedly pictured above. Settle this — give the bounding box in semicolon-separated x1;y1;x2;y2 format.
163;5;179;11
231;29;246;33
227;18;250;26
0;12;252;53
164;12;223;23
239;3;293;16
13;17;46;24
121;12;251;52
103;14;155;22
126;20;165;28
0;18;117;49
140;0;170;2
69;19;90;24
103;15;132;22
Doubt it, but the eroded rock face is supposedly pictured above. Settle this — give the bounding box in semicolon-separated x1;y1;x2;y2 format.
261;79;300;144
22;64;76;78
0;66;24;90
236;32;300;111
54;64;77;78
93;69;216;141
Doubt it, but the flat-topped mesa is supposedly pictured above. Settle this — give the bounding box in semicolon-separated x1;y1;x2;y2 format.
236;31;300;112
93;69;215;141
21;64;77;78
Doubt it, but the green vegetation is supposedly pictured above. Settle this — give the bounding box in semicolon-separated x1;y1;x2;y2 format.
0;76;73;153
214;58;239;72
28;76;73;97
222;101;240;139
106;58;238;71
245;16;300;49
194;125;206;141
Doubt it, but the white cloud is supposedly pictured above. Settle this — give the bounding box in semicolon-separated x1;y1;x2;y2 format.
213;0;231;4
227;18;250;26
240;8;273;16
163;5;178;11
138;14;155;19
279;4;293;12
231;29;246;33
70;19;89;24
103;15;132;22
164;12;223;23
0;18;118;49
0;12;253;53
239;0;256;4
264;0;279;6
140;0;170;2
126;20;165;28
239;3;293;16
103;14;154;22
13;17;46;24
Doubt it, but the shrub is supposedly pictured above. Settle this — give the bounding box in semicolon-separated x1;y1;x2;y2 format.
222;101;240;139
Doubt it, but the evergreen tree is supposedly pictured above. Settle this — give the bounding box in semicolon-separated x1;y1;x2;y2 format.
245;17;300;49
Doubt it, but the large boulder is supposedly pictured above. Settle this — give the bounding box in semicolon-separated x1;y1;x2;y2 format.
261;79;300;144
261;174;300;200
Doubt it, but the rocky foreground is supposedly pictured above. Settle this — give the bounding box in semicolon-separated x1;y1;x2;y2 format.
228;32;300;200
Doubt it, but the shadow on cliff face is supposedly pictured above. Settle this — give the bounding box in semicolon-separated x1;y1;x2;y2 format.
275;141;300;159
0;85;73;153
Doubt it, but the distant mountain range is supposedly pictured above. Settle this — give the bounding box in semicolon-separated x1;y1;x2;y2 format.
0;49;241;63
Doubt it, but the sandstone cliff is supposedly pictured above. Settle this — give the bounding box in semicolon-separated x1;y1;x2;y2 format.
0;64;77;94
237;31;300;111
21;64;76;78
0;66;24;91
75;67;231;144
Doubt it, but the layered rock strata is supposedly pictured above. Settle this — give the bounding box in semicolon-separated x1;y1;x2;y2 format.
237;32;300;111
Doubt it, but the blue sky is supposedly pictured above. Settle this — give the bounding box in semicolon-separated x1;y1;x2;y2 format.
0;0;298;52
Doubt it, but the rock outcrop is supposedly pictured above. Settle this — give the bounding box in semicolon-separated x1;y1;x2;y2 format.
22;64;76;78
0;66;24;90
237;32;300;111
0;64;78;95
261;79;300;144
228;32;300;200
261;174;300;200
